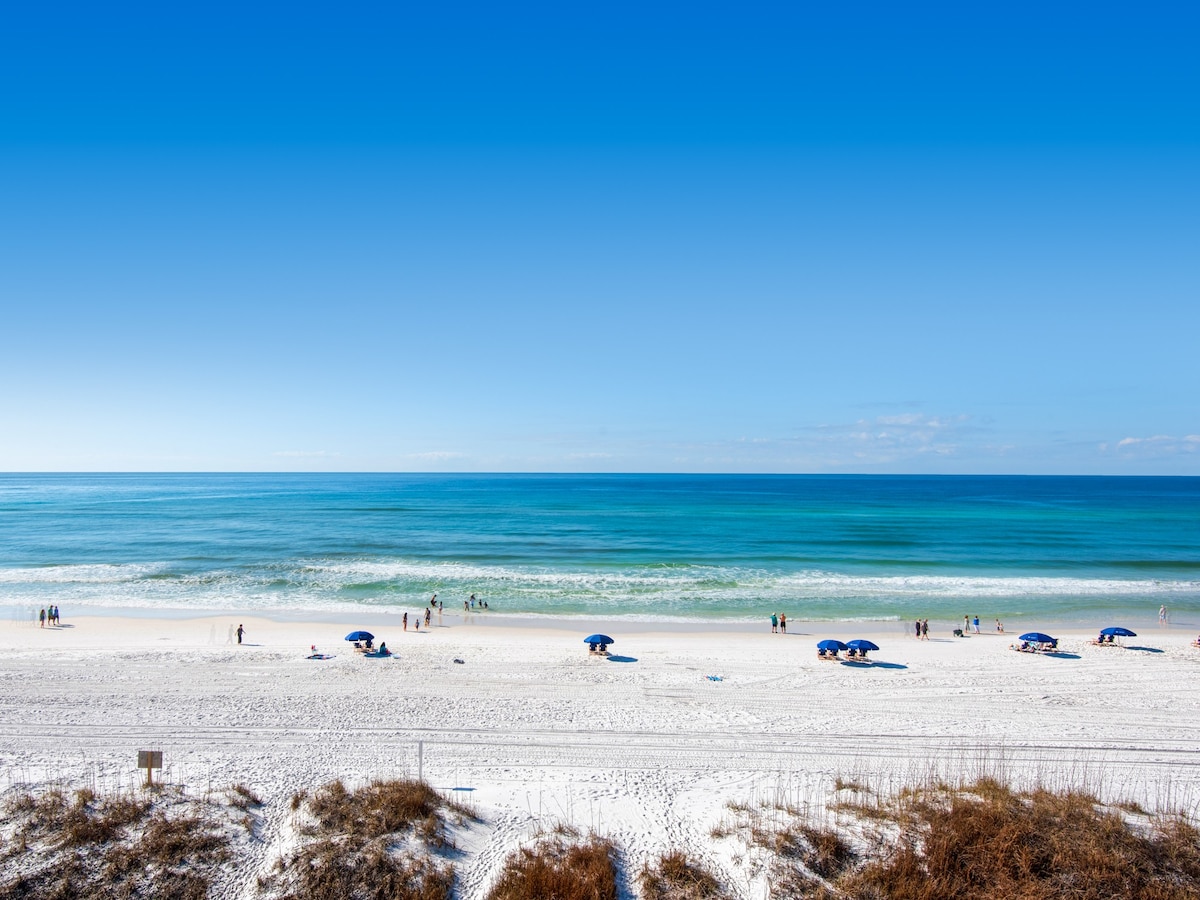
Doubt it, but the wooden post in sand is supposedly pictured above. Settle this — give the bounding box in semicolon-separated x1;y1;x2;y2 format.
138;750;162;787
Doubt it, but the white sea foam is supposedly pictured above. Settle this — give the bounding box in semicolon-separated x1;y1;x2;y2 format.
1;559;1196;620
0;563;168;584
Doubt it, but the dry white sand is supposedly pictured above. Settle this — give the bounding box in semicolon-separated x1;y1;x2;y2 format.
2;611;1199;898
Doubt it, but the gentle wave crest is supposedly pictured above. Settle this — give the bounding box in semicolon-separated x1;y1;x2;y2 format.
1;559;1197;621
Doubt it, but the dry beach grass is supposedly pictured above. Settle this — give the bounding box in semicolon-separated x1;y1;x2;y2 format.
4;775;1200;899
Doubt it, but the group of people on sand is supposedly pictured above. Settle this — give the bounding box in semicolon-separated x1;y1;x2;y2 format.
401;606;435;632
769;613;787;633
913;618;929;639
38;606;61;627
957;615;1004;635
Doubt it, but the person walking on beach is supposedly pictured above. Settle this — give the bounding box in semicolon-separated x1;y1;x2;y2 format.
403;612;408;631
996;618;1004;633
972;615;980;634
964;615;970;635
424;607;431;628
52;606;59;625
921;619;929;639
39;608;46;628
771;613;778;633
914;619;921;639
779;613;786;633
236;624;245;644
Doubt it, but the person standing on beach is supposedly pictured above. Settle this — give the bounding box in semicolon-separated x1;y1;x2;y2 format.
39;608;46;628
403;612;408;631
972;615;980;634
921;619;929;639
236;624;245;644
780;613;787;633
771;613;778;633
1160;605;1168;623
424;607;431;628
964;615;970;635
914;619;921;639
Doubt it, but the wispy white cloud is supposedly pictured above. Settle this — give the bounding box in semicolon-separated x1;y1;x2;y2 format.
647;411;985;470
1103;435;1200;456
406;451;467;462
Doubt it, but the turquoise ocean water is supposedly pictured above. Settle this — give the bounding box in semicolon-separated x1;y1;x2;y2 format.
1;474;1197;624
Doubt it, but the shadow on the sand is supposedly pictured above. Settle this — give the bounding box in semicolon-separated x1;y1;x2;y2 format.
607;655;638;663
1043;651;1081;659
841;660;908;670
1127;646;1163;653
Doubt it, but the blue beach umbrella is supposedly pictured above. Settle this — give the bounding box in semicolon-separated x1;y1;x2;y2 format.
817;639;848;652
1100;626;1137;637
584;634;614;645
345;630;374;642
846;639;880;652
1018;632;1056;644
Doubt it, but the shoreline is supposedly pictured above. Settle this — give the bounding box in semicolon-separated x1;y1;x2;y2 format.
5;602;1192;637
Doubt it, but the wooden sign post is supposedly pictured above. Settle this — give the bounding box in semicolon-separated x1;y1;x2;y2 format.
138;750;163;787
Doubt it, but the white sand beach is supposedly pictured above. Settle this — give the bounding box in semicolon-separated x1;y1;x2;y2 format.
2;612;1199;897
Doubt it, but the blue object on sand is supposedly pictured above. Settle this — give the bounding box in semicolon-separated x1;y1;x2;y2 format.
1100;626;1137;637
846;639;880;652
584;634;614;645
1018;632;1056;644
817;639;848;652
345;631;374;641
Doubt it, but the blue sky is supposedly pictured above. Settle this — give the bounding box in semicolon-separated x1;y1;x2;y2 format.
2;1;1197;473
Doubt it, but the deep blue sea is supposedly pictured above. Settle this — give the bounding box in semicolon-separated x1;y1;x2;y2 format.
1;474;1197;624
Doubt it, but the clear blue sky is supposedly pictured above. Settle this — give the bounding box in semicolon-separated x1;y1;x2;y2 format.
2;1;1197;473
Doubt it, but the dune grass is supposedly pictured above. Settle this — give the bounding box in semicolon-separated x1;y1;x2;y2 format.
718;776;1200;899
485;828;618;900
638;849;729;899
266;778;472;900
841;777;1200;899
0;785;229;900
